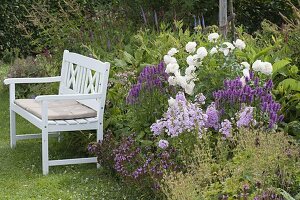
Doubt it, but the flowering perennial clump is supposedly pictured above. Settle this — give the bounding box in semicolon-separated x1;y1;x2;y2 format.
112;135;178;182
213;74;283;128
150;92;208;138
126;62;169;104
163;33;247;95
205;103;219;130
219;119;232;138
236;106;256;128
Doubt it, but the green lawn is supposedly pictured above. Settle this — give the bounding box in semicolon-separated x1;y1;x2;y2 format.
0;66;147;199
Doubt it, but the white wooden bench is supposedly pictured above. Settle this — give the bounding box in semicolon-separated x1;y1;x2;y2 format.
4;50;110;175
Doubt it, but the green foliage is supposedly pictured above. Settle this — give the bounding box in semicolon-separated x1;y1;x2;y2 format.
234;0;299;32
162;129;300;199
6;55;59;97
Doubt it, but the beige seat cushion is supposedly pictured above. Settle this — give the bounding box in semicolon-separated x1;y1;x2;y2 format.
14;99;97;120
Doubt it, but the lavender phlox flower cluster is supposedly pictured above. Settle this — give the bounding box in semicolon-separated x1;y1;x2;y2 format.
194;93;206;105
150;92;208;138
205;103;219;130
219;119;232;138
236;106;255;128
158;139;169;149
213;73;283;129
126;62;169;104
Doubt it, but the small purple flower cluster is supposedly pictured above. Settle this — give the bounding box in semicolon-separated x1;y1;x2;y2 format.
112;135;178;181
205;103;219;130
158;139;169;149
236;106;255;128
113;135;142;177
213;73;283;128
126;62;169;104
219;119;232;138
150;92;208;138
194;93;206;105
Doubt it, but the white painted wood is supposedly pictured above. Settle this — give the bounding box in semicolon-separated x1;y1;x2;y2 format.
85;117;98;123
48;122;97;132
65;119;78;125
75;119;88;124
3;50;110;175
9;84;16;148
35;93;102;101
48;157;97;166
55;120;68;125
4;76;61;85
12;104;43;129
42;101;49;175
16;133;60;140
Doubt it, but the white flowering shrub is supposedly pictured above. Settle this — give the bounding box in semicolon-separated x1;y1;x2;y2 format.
163;32;274;96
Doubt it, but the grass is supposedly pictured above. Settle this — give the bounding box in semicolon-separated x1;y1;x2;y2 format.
0;64;149;199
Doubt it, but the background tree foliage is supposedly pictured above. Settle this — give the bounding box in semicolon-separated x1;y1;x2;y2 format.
1;0;299;59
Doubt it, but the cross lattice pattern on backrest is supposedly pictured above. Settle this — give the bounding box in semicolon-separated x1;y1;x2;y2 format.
59;50;110;111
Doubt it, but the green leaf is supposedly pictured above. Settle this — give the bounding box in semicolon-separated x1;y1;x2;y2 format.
123;51;135;64
114;59;127;68
290;65;299;75
139;140;153;146
253;46;274;61
272;59;291;78
278;78;300;91
279;189;296;200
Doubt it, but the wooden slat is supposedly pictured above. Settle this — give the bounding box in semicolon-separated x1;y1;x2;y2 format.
65;119;78;125
48;120;56;125
85;117;98;123
55;120;68;125
48;157;97;166
75;119;88;124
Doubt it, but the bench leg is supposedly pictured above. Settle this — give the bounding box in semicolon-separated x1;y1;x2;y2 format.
10;110;16;148
42;129;49;175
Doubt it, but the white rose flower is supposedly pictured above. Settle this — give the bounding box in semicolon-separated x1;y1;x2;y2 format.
185;42;197;53
168;76;177;86
185;66;196;75
219;48;230;56
242;68;250;78
184;81;195;95
241;62;250;69
165;63;179;74
167;48;179;56
168;97;176;107
196;47;208;60
186;55;197;66
210;47;218;55
163;55;177;65
261;62;273;75
208;33;219;42
175;75;187;88
223;42;235;50
184;73;196;82
252;60;263;72
233;39;246;50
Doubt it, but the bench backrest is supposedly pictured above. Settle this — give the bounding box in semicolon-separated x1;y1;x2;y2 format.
59;50;110;111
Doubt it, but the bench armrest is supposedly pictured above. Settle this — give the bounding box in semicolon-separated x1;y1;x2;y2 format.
35;93;102;101
3;76;61;85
